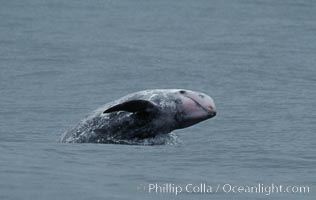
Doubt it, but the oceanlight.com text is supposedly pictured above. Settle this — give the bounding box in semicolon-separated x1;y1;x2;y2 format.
137;183;310;196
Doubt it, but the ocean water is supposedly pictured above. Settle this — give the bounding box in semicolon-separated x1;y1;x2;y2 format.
0;0;315;199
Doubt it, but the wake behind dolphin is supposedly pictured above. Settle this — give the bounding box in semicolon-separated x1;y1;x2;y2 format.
60;89;216;144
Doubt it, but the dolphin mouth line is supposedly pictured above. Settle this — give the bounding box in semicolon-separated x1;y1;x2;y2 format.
185;96;214;115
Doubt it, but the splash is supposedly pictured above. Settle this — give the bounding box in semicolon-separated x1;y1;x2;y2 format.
96;132;181;146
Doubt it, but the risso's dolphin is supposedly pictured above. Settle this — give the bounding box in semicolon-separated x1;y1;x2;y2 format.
60;89;216;143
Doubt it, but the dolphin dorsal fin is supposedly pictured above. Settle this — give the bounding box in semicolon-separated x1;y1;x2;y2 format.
103;100;157;114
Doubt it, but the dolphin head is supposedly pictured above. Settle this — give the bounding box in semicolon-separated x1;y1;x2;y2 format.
100;89;216;137
173;89;216;129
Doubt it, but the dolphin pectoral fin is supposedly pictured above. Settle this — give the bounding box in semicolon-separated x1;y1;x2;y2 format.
103;100;158;114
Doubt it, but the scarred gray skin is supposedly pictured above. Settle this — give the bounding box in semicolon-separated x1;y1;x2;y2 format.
60;89;216;143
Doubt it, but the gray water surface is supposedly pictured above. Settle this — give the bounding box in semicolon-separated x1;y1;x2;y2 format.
1;0;315;199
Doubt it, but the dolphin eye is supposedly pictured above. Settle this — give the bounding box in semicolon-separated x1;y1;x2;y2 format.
179;90;186;94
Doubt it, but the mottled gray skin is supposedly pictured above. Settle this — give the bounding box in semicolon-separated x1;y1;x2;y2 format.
60;89;216;143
